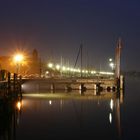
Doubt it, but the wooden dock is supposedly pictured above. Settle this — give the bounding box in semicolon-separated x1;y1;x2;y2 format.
0;70;22;100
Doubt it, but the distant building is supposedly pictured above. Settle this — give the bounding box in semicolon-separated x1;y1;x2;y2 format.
28;49;41;76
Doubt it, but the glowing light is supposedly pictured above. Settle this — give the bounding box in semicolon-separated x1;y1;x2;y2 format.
46;71;49;74
62;66;66;71
91;71;96;74
109;113;112;124
109;58;112;62
109;62;115;69
16;101;22;111
99;71;114;75
56;64;60;70
49;100;52;105
82;70;85;73
48;63;53;68
110;99;114;110
70;68;74;72
14;54;24;63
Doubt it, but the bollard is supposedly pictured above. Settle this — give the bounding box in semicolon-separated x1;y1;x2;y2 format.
7;72;11;94
19;75;22;98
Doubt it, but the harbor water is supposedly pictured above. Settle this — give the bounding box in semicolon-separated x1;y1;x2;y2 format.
0;77;140;140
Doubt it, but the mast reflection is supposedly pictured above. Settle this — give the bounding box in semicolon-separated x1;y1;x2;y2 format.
108;90;124;139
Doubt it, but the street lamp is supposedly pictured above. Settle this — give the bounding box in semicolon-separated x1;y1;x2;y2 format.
109;58;113;62
48;62;53;68
14;54;24;75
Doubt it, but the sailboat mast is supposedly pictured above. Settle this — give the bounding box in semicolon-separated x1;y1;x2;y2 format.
80;43;83;78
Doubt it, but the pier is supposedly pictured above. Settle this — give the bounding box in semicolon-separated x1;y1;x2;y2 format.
0;39;124;95
21;38;124;93
21;76;124;93
0;70;22;100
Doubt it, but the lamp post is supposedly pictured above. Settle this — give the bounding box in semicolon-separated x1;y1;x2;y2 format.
14;54;24;75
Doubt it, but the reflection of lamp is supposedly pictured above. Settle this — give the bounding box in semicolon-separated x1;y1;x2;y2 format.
16;101;22;111
14;54;24;75
109;62;115;71
109;58;115;71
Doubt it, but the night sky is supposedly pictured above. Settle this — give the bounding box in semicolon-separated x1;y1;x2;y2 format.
0;0;140;71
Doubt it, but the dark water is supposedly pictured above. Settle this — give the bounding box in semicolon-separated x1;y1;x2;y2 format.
0;77;140;140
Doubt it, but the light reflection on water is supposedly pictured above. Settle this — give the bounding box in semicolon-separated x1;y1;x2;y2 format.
2;77;140;140
1;91;122;140
0;90;124;140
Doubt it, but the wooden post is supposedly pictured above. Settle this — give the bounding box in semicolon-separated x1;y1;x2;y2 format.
13;73;17;97
19;75;22;98
7;72;11;95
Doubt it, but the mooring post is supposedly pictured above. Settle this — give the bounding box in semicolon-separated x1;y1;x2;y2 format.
19;75;22;98
7;72;11;95
13;73;17;97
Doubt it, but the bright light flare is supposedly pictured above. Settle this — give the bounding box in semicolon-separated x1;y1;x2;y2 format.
109;58;112;62
109;62;115;68
48;63;53;68
14;54;24;63
109;113;112;124
16;101;22;111
49;100;52;105
56;64;60;70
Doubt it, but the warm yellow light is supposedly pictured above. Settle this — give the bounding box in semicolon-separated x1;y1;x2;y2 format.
56;64;60;70
48;63;53;68
82;70;85;73
62;66;66;71
109;113;112;124
16;101;22;111
91;71;96;74
14;54;24;63
46;71;49;74
49;100;52;105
